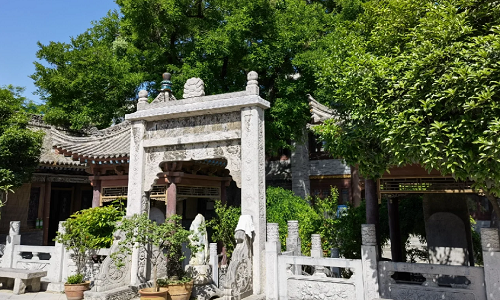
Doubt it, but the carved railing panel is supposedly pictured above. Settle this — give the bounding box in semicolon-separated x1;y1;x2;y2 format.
378;261;486;300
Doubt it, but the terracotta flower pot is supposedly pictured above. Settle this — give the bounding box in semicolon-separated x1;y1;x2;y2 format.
167;280;193;300
139;287;169;300
64;281;90;300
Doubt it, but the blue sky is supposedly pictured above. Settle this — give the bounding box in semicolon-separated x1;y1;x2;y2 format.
0;0;119;104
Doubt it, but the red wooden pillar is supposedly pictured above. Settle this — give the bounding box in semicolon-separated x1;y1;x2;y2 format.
166;182;177;217
43;180;51;245
91;179;101;208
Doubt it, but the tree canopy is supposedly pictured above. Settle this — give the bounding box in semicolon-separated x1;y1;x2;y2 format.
308;0;500;214
0;86;44;191
32;0;360;152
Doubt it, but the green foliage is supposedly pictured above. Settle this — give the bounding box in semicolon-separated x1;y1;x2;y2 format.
31;0;365;152
308;0;500;212
0;86;44;191
313;189;367;259
205;200;241;258
31;12;144;130
112;214;194;290
469;217;483;266
156;276;192;287
66;274;84;285
266;187;321;255
55;206;124;275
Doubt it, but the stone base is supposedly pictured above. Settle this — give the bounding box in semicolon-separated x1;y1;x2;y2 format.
84;285;138;300
242;294;265;300
192;283;221;300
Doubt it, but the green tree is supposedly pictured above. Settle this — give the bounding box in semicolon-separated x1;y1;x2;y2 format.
32;0;361;152
308;0;500;214
266;187;321;254
31;12;145;130
0;86;44;201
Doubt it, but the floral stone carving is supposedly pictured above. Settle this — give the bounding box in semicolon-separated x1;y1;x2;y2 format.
221;230;252;299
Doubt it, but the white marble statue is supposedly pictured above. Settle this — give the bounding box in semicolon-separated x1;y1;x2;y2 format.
189;214;209;265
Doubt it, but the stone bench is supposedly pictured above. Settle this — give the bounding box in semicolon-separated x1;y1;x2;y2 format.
0;268;47;294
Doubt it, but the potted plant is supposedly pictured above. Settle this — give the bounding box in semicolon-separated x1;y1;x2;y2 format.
113;213;196;300
55;205;124;300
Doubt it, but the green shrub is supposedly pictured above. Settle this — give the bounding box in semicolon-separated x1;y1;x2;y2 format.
206;200;241;258
55;205;124;275
266;187;321;255
66;273;84;284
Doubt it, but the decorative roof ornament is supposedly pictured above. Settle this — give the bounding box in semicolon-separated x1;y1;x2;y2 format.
138;90;148;106
246;71;259;95
183;77;205;98
160;72;173;92
151;72;177;103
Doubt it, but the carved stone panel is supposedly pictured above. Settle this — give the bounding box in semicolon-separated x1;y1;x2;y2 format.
287;278;356;300
143;140;241;190
145;112;241;141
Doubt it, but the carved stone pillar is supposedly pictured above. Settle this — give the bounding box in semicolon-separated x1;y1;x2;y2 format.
265;223;280;300
361;224;380;300
2;221;20;268
311;234;325;277
126;120;149;285
481;227;500;300
240;75;266;295
291;128;310;199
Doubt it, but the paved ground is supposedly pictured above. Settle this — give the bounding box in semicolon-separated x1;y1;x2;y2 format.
0;290;66;300
0;290;141;300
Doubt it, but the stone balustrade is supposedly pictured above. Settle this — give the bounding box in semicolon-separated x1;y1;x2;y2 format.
265;221;379;300
1;221;110;292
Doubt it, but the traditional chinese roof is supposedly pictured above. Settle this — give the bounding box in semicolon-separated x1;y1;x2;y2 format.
307;94;337;124
51;121;131;161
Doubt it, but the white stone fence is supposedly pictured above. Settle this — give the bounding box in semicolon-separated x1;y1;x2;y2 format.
265;221;500;300
265;221;379;300
0;221;110;292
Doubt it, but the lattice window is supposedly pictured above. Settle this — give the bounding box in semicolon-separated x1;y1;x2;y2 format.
101;186;128;203
177;186;220;198
379;178;474;194
150;185;167;202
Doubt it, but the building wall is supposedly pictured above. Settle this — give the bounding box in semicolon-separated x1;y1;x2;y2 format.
0;183;32;233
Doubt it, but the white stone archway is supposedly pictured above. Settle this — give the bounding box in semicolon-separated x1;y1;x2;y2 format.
124;72;269;295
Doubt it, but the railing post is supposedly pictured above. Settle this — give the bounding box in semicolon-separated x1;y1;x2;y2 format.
47;221;66;292
481;227;500;300
266;223;280;300
311;234;325;277
330;248;340;277
286;220;301;276
2;221;21;268
209;243;218;288
361;224;380;300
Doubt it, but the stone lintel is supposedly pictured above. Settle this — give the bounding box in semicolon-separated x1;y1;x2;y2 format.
126;95;270;122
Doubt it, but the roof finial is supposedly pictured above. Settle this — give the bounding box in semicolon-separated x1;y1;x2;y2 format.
246;71;259;95
160;72;172;92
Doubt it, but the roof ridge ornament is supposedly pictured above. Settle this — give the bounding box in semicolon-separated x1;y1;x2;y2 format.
183;77;205;98
246;71;259;95
151;72;177;104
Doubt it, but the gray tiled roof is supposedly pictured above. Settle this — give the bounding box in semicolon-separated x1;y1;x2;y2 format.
51;121;131;160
